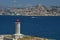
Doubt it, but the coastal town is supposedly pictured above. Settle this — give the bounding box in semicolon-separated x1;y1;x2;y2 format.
0;4;60;16
0;0;59;40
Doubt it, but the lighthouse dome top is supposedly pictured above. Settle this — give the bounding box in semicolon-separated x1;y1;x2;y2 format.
16;19;20;22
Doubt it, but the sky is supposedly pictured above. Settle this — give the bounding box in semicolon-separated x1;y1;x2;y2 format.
0;0;60;8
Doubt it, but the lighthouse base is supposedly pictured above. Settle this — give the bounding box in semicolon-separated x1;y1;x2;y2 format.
13;34;24;39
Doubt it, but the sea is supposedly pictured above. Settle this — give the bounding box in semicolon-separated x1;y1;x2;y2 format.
0;16;60;40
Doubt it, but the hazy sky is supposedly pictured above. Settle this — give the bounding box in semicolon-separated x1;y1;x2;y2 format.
0;0;60;8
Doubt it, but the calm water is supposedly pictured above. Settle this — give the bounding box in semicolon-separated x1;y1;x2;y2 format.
0;16;60;40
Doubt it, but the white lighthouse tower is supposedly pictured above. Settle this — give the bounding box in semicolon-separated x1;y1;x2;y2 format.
15;19;20;34
14;19;24;40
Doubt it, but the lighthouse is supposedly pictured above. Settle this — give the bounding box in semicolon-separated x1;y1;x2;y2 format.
15;19;20;34
14;19;24;39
